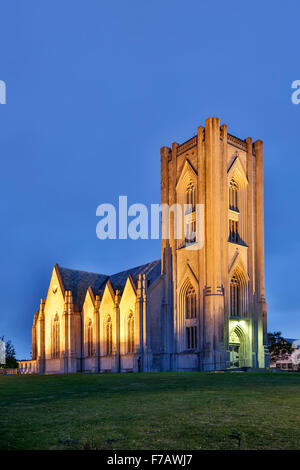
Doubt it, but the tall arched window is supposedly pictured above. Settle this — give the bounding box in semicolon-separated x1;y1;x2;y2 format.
128;311;134;353
87;319;93;357
230;274;240;316
52;313;60;359
229;219;239;244
229;179;239;211
229;179;240;243
106;315;112;355
186;285;196;319
230;269;248;318
186;182;195;213
180;280;198;352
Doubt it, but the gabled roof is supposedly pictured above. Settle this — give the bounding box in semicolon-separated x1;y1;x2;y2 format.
109;259;161;292
57;259;161;310
59;267;108;310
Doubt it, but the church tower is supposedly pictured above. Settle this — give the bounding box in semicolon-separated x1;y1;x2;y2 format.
160;117;268;371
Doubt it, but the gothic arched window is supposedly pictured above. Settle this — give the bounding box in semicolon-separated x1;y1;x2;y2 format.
128;311;134;353
230;274;240;317
186;286;196;319
106;315;112;356
87;319;93;357
52;313;60;359
229;179;239;211
186;182;195;214
229;219;240;244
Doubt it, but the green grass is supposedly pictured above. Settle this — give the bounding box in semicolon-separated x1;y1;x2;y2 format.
0;372;300;450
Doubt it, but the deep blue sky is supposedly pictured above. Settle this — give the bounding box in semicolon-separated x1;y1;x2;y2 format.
0;1;299;359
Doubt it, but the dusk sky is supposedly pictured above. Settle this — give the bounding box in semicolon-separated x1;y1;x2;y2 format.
1;1;299;359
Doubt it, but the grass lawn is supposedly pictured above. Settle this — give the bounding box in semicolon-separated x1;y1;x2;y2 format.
0;372;300;450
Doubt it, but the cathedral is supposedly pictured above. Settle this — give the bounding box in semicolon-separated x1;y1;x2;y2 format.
18;117;269;374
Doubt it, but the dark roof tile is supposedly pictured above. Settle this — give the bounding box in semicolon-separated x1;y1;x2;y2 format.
58;259;161;310
59;267;108;310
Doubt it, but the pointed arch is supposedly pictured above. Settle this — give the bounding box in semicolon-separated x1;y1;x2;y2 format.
229;178;239;211
179;277;198;306
228;252;249;282
176;159;198;191
228;156;248;245
227;156;248;187
179;277;197;320
178;263;198;290
229;262;249;318
228;324;247;368
174;160;198;250
184;282;197;319
185;180;196;213
179;278;198;351
230;324;246;341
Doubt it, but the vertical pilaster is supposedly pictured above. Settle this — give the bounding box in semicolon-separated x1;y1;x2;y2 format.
32;312;38;360
197;125;205;367
160;145;173;371
254;140;268;367
63;293;68;372
135;274;143;372
94;294;101;372
171;142;178;370
63;291;77;373
142;274;152;371
38;299;45;374
203;117;225;370
160;146;170;274
221;124;229;368
246;137;257;368
69;292;77;372
113;290;121;372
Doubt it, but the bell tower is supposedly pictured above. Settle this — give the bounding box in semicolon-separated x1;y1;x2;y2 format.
160;117;268;371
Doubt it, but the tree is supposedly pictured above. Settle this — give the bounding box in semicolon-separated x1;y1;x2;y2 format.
0;336;18;369
268;331;292;363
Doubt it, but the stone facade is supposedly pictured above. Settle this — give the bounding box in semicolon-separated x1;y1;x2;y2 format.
18;117;269;374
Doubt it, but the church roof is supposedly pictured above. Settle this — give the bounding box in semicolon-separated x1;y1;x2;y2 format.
109;259;161;292
58;267;108;310
58;259;161;310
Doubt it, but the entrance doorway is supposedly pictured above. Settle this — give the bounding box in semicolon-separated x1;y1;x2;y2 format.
229;327;245;368
229;343;240;368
